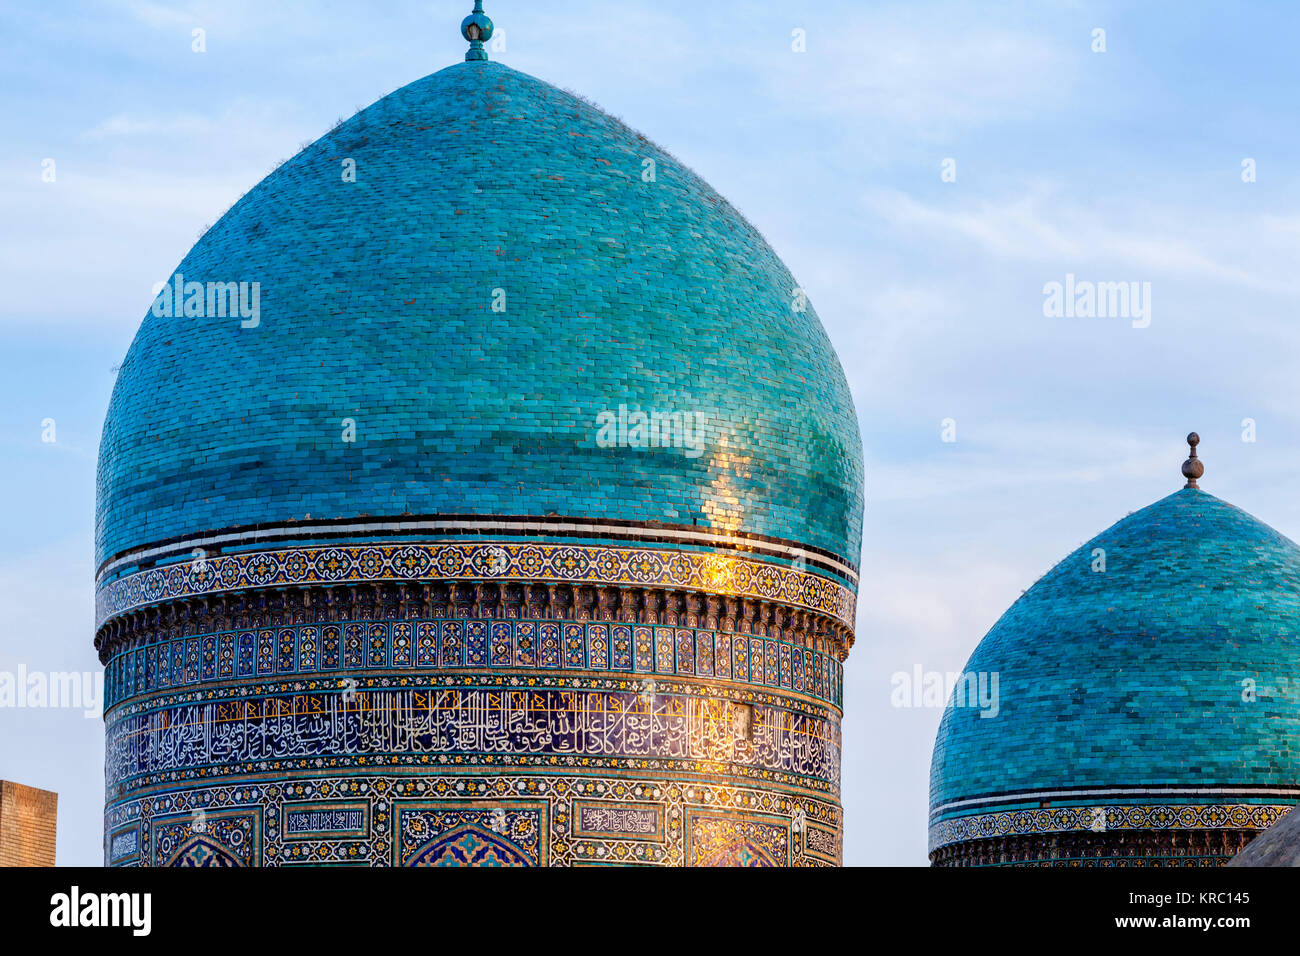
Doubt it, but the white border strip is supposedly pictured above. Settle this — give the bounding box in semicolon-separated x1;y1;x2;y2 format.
98;516;860;585
932;785;1300;819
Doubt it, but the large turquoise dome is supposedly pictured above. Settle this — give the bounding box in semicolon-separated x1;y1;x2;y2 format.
94;34;862;869
95;59;864;571
929;483;1300;865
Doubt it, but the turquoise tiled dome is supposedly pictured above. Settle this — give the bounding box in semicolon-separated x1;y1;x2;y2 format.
930;487;1300;850
96;60;863;568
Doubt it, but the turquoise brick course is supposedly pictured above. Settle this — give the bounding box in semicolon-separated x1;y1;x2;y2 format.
95;60;864;568
930;488;1300;818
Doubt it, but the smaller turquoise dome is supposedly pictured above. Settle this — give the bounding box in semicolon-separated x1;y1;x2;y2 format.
931;487;1300;845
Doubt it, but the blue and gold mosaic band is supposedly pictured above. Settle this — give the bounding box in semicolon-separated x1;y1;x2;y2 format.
105;771;842;867
930;790;1300;854
929;798;1300;868
102;619;844;711
95;538;857;632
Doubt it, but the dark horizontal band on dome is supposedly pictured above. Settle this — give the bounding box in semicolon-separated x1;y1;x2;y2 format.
930;826;1265;866
930;784;1300;821
96;513;860;586
929;796;1299;853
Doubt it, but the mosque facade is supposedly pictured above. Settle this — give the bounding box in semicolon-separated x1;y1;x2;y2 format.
930;436;1300;866
94;6;864;867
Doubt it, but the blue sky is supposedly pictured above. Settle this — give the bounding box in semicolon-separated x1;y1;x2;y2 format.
4;0;1300;866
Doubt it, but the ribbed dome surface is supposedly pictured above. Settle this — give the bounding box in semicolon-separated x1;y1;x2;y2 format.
96;60;864;568
931;488;1300;810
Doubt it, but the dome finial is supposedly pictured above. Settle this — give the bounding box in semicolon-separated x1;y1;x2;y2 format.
1182;432;1204;489
461;2;493;62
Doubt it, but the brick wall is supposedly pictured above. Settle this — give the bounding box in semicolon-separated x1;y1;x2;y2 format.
0;780;57;867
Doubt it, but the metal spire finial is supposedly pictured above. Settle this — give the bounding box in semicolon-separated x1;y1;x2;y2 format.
1181;432;1204;489
461;2;494;62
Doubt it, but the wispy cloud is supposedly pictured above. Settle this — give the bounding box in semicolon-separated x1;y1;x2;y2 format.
123;0;200;30
865;421;1175;503
753;11;1075;137
863;185;1300;292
